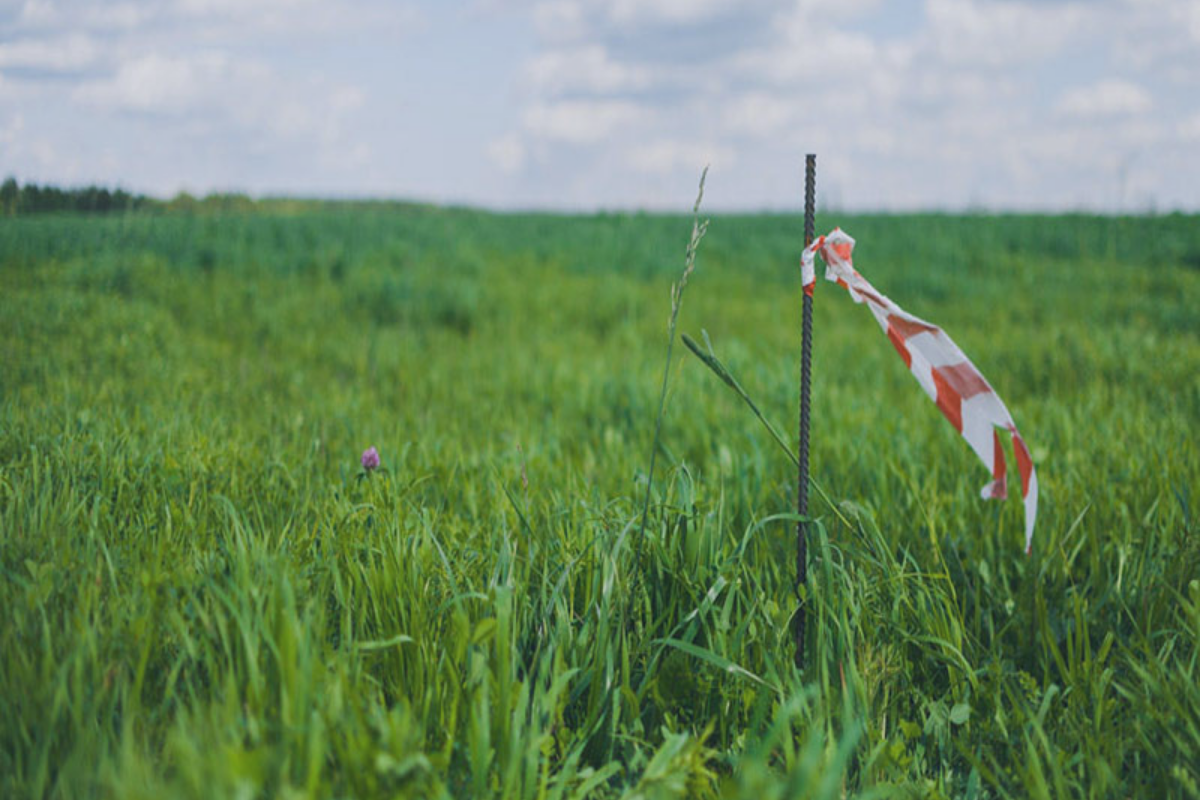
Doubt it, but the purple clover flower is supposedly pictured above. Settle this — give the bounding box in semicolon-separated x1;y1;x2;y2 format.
361;446;380;472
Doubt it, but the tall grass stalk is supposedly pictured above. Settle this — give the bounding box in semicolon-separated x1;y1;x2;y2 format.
636;167;709;562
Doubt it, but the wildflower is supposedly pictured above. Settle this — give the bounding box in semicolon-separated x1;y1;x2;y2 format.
361;446;380;472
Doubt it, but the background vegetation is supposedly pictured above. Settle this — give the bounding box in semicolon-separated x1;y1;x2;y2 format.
0;178;158;217
2;202;1198;798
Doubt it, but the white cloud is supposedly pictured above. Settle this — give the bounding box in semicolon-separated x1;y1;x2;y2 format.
12;0;155;32
1180;114;1200;142
525;44;651;95
487;134;527;174
627;138;733;174
534;0;779;34
14;0;59;27
0;33;104;73
8;0;420;41
73;53;228;115
1127;0;1200;45
737;25;887;85
532;1;588;40
172;0;400;37
605;0;747;25
91;3;152;29
719;91;793;138
923;0;1085;67
176;0;302;14
1057;79;1153;118
1;113;24;146
522;99;644;144
71;50;367;154
0;110;63;175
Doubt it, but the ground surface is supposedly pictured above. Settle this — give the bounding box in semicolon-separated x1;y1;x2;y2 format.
1;206;1198;798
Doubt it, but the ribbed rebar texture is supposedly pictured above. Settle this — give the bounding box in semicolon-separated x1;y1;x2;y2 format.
795;154;816;670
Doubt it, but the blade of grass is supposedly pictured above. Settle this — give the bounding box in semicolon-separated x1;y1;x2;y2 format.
681;331;851;529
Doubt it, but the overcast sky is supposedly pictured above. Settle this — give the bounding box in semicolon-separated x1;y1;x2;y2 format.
1;0;1197;211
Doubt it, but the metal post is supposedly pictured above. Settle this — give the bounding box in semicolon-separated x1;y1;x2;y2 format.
795;154;816;670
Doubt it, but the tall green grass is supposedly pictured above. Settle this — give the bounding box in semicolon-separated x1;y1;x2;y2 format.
1;205;1198;798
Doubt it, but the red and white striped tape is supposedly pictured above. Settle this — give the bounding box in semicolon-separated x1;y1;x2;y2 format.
802;228;1039;552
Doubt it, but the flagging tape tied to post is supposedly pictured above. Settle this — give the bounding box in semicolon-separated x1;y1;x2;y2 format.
801;228;1040;553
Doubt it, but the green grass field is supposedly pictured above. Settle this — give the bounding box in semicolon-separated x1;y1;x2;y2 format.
2;204;1198;798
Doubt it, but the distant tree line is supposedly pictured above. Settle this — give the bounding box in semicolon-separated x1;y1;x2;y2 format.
0;177;157;216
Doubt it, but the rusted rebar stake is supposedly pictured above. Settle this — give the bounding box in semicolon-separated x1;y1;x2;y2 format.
795;154;816;670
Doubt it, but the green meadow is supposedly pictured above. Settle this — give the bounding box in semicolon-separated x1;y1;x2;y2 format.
1;204;1198;798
